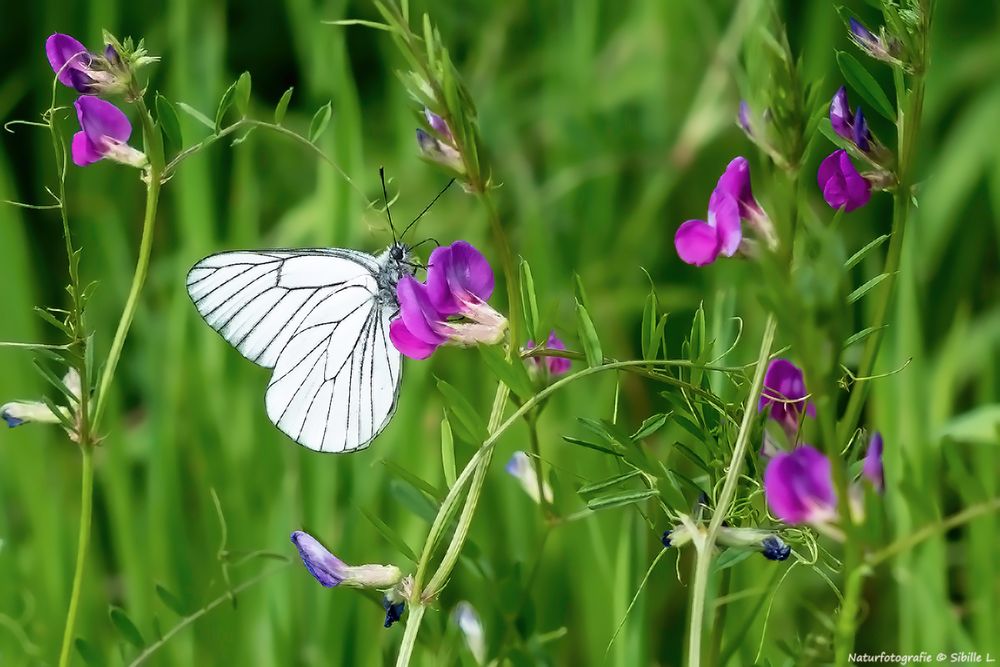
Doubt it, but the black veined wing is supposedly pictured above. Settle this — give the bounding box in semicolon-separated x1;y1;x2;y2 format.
186;248;402;453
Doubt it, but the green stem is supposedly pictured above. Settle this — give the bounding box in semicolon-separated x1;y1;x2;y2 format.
834;548;866;667
92;98;163;431
394;601;426;667
687;317;776;667
478;191;521;350
57;444;94;667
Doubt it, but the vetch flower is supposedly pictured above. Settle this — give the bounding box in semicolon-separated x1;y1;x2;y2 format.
759;358;815;434
525;330;571;377
848;18;898;64
715;526;793;562
453;601;486;664
764;446;838;525
863;431;884;493
818;150;871;211
72;96;147;168
760;535;792;561
675;157;775;266
290;531;403;589
2;368;80;432
505;451;553;505
45;33;129;95
829;86;871;152
416;108;465;175
382;595;406;628
737;100;754;137
389;241;507;360
660;530;673;548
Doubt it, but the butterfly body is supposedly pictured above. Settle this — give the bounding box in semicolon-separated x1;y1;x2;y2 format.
187;241;414;453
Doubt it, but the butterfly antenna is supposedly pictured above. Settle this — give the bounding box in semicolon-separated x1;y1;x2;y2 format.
379;167;398;243
401;178;455;240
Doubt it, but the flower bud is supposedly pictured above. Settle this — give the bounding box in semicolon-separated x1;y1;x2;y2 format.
290;531;403;589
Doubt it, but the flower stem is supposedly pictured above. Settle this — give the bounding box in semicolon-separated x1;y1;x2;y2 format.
686;316;776;667
92;98;163;431
394;601;426;667
57;443;94;667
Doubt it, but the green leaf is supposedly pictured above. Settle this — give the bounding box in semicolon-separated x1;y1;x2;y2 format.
519;259;540;341
274;87;294;125
632;413;669;440
109;607;144;648
712;548;754;573
441;416;456;488
575;300;602;367
215;80;239;133
836;51;895;121
436;379;488;443
577;469;643;496
379;459;442;499
479;345;533;401
360;508;419;563
32;360;76;404
155;584;189;616
562;436;623;457
844;325;886;348
847;272;891;303
308;102;333;143
75;638;104;667
155;94;182;150
176;102;214;130
845;234;890;269
938;405;1000;444
586;488;658;511
34;306;72;335
234;71;252;117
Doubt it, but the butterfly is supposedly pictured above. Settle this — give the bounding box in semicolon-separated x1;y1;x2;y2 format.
186;175;451;454
186;243;417;453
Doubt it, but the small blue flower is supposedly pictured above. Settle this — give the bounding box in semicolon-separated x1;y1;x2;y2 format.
290;530;403;589
661;530;672;549
383;597;406;628
760;535;792;561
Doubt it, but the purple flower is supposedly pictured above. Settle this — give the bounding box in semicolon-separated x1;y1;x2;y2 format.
848;18;895;63
759;359;815;433
525;330;571;377
829;86;871;152
382;597;406;628
760;535;792;561
290;530;403;589
764;446;838;524
45;33;126;95
71;96;146;168
389;241;506;360
416;108;464;174
818;150;871;212
675;157;775;266
737;100;753;137
863;432;884;493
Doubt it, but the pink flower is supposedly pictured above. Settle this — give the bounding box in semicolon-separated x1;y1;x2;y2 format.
817;150;870;211
764;446;837;525
71;96;146;168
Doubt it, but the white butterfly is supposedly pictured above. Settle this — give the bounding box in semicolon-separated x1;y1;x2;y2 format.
186;242;416;453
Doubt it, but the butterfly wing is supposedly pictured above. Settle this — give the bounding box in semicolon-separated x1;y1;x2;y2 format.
187;249;402;452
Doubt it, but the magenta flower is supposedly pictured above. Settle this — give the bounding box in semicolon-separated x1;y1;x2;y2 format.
818;150;870;211
290;531;403;589
389;241;507;360
71;96;146;168
863;432;884;493
45;33;126;95
829;86;871;152
416;108;464;174
764;446;837;524
759;358;815;434
675;157;775;266
525;330;571;377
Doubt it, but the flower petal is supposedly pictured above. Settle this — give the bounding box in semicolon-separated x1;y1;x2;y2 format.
425;244;460;315
45;34;91;90
290;530;348;587
764;446;837;524
75;95;132;146
829;86;852;140
674;219;720;266
71;131;103;166
389;318;439;360
863;432;884;492
396;276;447;346
708;190;742;257
715;157;754;208
446;241;495;303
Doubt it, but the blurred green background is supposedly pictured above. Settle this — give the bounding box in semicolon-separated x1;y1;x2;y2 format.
1;0;998;664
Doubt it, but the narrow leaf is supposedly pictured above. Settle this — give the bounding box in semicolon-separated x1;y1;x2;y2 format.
578;469;643;495
309;102;333;143
109;607;144;648
480;345;533;401
836;51;895;121
562;436;623;457
155;584;189;616
586;488;658;511
234;71;252;116
215;80;239;133
436;379;489;443
575;300;602;367
843;325;886;348
75;638;104;667
519;259;540;342
155;94;182;149
379;459;442;499
361;508;419;563
632;413;669;440
176;102;214;130
274;87;294;125
847;272;891;303
441;416;456;488
845;234;890;269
